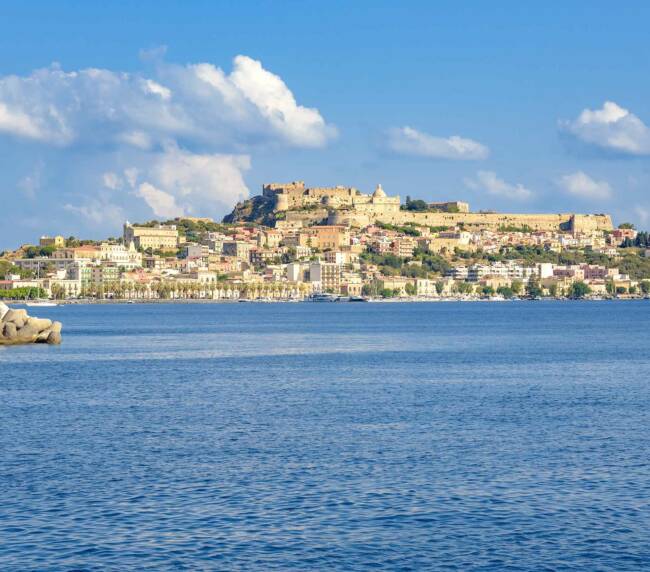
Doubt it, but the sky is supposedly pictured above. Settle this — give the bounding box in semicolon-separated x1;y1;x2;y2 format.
1;0;650;248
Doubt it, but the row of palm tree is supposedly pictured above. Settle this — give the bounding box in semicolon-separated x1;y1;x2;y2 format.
65;280;312;300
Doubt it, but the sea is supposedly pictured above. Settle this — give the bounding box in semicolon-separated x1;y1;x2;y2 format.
2;300;650;571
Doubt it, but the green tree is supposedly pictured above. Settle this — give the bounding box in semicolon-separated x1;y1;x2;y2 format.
0;261;33;279
0;286;46;300
569;281;591;299
526;277;543;298
24;245;56;259
496;286;514;299
618;222;636;229
456;282;473;294
405;282;416;296
404;198;429;212
640;281;650;295
511;279;523;295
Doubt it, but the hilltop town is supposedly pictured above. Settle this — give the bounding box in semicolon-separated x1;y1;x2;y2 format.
2;181;650;302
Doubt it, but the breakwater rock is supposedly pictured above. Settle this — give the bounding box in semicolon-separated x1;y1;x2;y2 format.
0;303;62;345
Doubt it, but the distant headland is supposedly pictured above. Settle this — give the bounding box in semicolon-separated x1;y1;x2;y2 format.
1;181;648;303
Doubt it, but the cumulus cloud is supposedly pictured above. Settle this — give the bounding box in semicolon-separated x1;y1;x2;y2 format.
561;101;650;156
464;170;533;200
0;55;336;150
0;54;334;241
0;102;47;141
102;172;123;190
385;126;489;160
64;198;125;228
95;145;251;221
559;171;612;200
136;182;184;219
130;146;250;217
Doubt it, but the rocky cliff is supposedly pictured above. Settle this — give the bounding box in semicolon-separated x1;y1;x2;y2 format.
222;195;277;226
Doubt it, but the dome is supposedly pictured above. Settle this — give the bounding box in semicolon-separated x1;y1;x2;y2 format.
373;184;386;199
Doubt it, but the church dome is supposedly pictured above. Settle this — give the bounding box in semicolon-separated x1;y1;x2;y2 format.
373;184;386;198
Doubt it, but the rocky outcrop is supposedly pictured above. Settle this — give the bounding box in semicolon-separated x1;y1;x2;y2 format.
0;303;62;345
223;195;277;225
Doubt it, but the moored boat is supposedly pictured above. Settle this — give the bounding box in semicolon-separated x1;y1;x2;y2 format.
25;300;59;307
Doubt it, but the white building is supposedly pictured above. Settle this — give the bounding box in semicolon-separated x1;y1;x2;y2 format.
416;279;438;297
99;242;143;269
286;262;308;282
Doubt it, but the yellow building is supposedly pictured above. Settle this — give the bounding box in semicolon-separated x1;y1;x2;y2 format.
123;223;179;251
309;261;342;293
299;226;351;250
39;235;65;248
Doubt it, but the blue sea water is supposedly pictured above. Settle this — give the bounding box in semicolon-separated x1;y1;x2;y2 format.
1;300;650;571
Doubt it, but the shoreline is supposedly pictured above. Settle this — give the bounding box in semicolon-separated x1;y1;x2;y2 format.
5;296;648;306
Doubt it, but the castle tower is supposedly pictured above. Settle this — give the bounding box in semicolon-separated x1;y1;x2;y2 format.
275;193;289;212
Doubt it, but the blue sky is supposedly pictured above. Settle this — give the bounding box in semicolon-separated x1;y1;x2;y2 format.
2;0;650;247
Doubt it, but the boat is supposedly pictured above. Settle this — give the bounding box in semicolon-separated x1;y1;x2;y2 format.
349;296;369;302
306;293;338;302
25;300;59;307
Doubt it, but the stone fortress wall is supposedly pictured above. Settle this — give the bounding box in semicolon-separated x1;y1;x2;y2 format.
329;210;613;233
263;181;613;233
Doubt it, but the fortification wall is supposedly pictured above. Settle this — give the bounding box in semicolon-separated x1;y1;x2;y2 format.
387;212;612;231
328;210;613;232
569;214;614;233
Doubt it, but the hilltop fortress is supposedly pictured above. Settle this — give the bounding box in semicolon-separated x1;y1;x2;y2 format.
225;181;613;233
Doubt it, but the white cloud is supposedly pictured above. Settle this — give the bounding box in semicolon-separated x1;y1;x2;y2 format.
562;101;650;155
146;146;250;213
102;172;123;190
0;55;336;150
464;170;533;200
386;126;489;160
118;130;153;150
559;171;611;200
64;199;125;227
0;102;46;141
0;54;334;242
136;182;184;219
228;55;335;147
142;79;171;100
124;167;139;188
